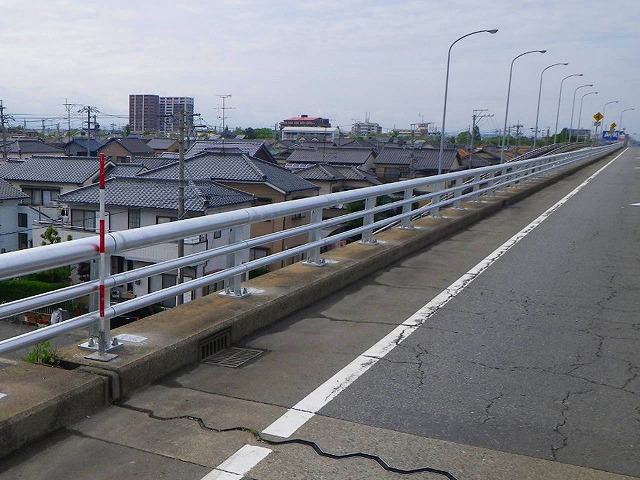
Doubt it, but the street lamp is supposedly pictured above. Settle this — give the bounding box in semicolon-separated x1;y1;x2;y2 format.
569;84;593;141
553;73;583;143
601;100;619;140
576;91;597;142
620;108;635;132
437;28;498;175
500;49;547;163
533;62;568;148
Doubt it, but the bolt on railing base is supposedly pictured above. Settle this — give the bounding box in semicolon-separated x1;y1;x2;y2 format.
303;258;326;267
219;287;250;298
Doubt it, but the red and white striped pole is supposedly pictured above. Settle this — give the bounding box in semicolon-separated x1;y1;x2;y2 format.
98;153;107;355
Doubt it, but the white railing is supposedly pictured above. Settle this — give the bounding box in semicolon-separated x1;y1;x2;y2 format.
0;143;621;356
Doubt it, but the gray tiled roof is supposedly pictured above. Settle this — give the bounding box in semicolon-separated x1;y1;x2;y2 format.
59;177;255;212
0;161;20;179
64;138;104;151
3;156;104;184
141;151;318;194
186;141;277;164
4;139;65;155
297;164;380;184
374;148;458;171
0;178;28;200
286;147;375;166
106;163;147;178
146;138;177;150
101;138;155;155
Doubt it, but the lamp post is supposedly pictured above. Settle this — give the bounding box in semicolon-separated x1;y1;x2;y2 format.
553;73;583;144
576;91;597;142
619;108;635;132
533;62;568;148
500;49;546;163
437;28;498;175
601;100;619;140
569;84;593;142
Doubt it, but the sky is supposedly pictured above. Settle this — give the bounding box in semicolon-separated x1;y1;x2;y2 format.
1;0;639;138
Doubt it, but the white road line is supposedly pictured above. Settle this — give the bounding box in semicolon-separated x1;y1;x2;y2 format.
262;148;627;439
0;393;7;400
631;203;640;207
201;445;272;480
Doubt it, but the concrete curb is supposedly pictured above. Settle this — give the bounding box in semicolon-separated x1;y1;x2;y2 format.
0;150;616;459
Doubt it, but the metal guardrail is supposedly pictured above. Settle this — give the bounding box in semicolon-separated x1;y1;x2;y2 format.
0;143;622;357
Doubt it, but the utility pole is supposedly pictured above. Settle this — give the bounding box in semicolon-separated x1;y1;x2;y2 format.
512;122;523;147
171;109;199;305
217;94;233;136
78;106;99;156
62;99;77;142
0;100;11;160
469;109;492;169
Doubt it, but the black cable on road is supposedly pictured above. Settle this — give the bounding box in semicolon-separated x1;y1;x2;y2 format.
119;404;460;479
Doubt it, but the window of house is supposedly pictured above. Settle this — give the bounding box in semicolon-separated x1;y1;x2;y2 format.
18;213;28;228
21;187;60;206
384;167;401;178
71;209;96;230
128;209;141;229
18;233;29;249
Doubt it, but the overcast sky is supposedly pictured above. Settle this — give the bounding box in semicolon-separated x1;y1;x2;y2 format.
1;0;638;138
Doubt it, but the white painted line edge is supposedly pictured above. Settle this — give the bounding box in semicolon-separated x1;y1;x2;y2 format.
201;444;272;480
0;393;7;400
631;203;640;207
260;148;627;440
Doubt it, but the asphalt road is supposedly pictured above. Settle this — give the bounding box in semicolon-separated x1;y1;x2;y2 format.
1;147;638;480
321;146;640;475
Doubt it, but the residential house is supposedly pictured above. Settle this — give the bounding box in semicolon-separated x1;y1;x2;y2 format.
284;147;377;173
1;156;120;245
63;138;104;157
0;179;30;252
185;140;278;164
140;149;319;268
1;138;66;160
43;177;255;306
145;138;179;155
296;164;381;220
373;147;460;183
97;138;156;163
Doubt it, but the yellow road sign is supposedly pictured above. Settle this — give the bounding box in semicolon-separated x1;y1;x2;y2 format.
593;112;603;121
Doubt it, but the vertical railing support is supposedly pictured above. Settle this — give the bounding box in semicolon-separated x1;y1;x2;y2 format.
431;182;443;218
452;178;464;209
305;208;325;265
222;224;250;297
399;188;414;229
360;196;378;244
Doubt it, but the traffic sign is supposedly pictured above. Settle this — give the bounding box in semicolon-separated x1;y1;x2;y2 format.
593;112;603;122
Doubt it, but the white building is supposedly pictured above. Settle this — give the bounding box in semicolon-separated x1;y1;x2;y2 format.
281;126;338;142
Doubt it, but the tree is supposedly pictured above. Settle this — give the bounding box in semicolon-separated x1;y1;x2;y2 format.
456;131;471;145
473;125;481;142
123;124;131;137
41;226;61;246
244;127;257;139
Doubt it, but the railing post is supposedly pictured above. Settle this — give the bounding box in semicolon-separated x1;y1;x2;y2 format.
360;196;378;244
305;208;325;265
431;181;443;218
399;188;414;229
222;224;250;297
452;178;463;209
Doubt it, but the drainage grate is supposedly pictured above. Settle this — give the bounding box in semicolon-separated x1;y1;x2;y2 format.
198;329;231;361
202;347;265;368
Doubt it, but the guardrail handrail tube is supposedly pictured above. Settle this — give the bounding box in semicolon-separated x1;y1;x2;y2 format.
0;144;621;356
